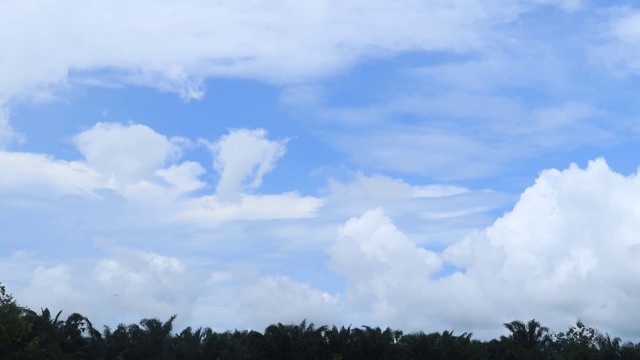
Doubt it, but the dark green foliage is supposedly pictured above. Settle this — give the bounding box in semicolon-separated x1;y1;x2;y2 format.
500;319;552;360
0;283;32;357
265;320;328;360
5;282;640;359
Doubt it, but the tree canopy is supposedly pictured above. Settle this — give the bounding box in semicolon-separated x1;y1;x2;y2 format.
1;282;639;360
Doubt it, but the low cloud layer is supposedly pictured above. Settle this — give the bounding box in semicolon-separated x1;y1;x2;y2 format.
5;155;640;339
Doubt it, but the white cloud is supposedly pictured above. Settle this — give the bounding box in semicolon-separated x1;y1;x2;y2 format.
0;0;608;186
0;122;203;202
322;172;509;248
0;123;322;225
322;159;640;338
74;122;182;184
330;208;443;280
597;8;640;73
332;126;505;179
19;264;80;310
16;245;201;329
0;151;109;198
442;158;640;334
590;7;640;79
327;173;468;200
0;108;24;149
0;0;580;104
155;161;207;193
207;129;287;200
93;246;198;321
328;208;442;326
327;173;418;200
10;155;640;338
176;193;322;225
324;172;478;221
125;66;205;101
322;95;613;179
240;276;339;327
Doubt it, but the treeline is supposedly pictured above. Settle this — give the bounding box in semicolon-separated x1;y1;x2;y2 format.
2;283;640;359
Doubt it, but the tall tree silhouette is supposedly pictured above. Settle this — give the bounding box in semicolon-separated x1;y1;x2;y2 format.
264;320;328;360
0;283;31;357
503;319;551;349
126;315;177;360
325;325;353;360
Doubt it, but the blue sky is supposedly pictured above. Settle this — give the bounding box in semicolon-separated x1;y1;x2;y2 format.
3;0;640;339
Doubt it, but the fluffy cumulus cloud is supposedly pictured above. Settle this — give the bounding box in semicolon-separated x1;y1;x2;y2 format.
323;159;640;338
74;122;182;185
328;208;442;327
16;245;200;329
0;122;192;202
443;158;640;335
207;129;287;200
0;122;321;224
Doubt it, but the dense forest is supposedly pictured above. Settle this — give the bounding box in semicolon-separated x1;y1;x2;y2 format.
1;283;639;359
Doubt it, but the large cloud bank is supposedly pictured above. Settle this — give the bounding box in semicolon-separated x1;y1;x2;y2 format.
326;159;640;338
7;158;640;338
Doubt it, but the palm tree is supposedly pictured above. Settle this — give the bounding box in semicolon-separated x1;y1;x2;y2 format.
398;331;435;359
127;315;177;359
263;320;330;360
220;329;270;360
102;323;133;359
60;312;92;356
201;328;227;359
351;326;399;360
172;326;207;360
596;333;622;360
325;325;353;360
399;330;476;360
265;322;293;360
503;319;551;350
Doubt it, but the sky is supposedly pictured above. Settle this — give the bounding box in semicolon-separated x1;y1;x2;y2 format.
3;0;640;340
